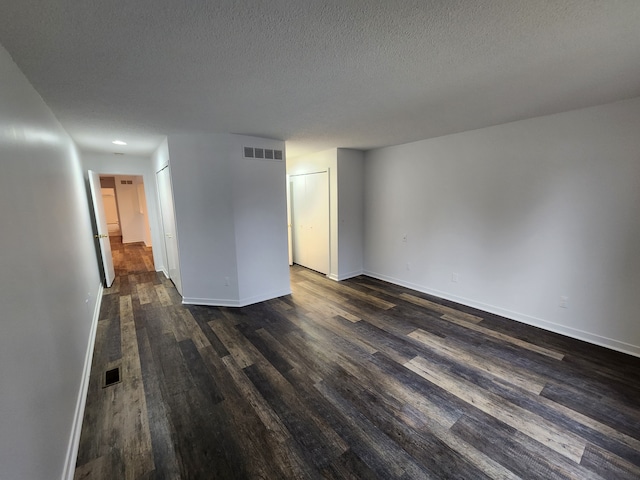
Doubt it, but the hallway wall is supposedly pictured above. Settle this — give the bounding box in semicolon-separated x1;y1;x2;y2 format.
0;45;101;479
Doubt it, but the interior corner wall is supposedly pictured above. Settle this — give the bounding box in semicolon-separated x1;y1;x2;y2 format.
364;97;640;356
167;133;291;307
81;152;165;273
336;148;364;280
287;148;339;278
167;134;240;304
0;44;101;479
231;135;291;305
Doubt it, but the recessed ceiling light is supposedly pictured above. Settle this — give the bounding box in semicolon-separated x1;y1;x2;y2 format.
112;140;127;145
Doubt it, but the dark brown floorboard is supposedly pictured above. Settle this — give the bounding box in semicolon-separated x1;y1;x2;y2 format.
76;260;640;479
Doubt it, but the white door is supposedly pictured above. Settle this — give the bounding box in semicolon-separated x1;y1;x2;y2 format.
88;170;116;287
156;166;183;295
291;171;330;274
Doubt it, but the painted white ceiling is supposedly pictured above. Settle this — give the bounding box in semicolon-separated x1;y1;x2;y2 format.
1;0;639;158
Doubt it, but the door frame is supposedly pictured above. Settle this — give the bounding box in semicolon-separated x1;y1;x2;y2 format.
86;168;163;280
155;164;183;295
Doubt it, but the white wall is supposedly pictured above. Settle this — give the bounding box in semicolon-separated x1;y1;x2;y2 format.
167;133;290;306
138;181;153;246
82;152;164;273
337;149;364;280
231;135;292;304
168;134;240;303
0;45;101;479
364;97;640;356
287;148;364;281
113;175;147;244
101;188;119;226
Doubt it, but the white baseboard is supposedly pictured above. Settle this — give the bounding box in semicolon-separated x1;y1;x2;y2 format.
363;270;640;358
327;270;363;282
182;287;292;308
336;270;364;281
183;296;242;307
61;282;103;480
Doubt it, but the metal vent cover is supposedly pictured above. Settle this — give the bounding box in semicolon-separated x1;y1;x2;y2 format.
242;147;284;161
103;366;121;388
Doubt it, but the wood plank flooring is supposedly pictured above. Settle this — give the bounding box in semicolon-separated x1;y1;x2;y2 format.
76;256;640;479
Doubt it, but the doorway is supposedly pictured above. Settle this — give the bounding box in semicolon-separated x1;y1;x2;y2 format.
90;174;156;279
289;171;330;275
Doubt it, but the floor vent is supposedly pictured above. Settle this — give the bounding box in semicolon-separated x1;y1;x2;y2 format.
103;367;121;388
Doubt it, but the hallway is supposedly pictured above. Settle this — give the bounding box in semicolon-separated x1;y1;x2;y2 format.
75;264;640;479
109;235;155;277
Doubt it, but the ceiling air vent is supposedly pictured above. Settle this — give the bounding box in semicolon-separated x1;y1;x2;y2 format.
242;146;284;161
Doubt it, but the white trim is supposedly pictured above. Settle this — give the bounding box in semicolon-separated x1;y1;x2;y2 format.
61;282;104;480
183;297;242;307
335;270;364;281
363;270;640;359
182;288;292;308
157;267;169;279
327;273;339;281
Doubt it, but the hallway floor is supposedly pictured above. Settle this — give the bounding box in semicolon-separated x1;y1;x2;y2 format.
75;261;640;479
109;235;155;276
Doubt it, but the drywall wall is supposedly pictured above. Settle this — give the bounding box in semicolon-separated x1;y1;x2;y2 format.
82;152;164;273
113;175;147;244
168;133;290;306
287;148;364;280
0;45;101;479
167;133;240;304
336;149;364;280
101;187;120;234
138;181;153;247
231;135;291;305
364;97;640;356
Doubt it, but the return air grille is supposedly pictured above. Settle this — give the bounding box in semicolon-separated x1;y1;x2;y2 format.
243;146;284;161
103;366;121;388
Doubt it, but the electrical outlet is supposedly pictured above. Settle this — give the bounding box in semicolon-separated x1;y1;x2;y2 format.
559;296;569;308
451;273;459;283
402;234;408;243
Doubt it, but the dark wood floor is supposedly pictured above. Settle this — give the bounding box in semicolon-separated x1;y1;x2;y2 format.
75;248;640;479
109;235;155;276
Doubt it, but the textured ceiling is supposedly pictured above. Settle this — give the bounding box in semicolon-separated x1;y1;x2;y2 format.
1;0;639;157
